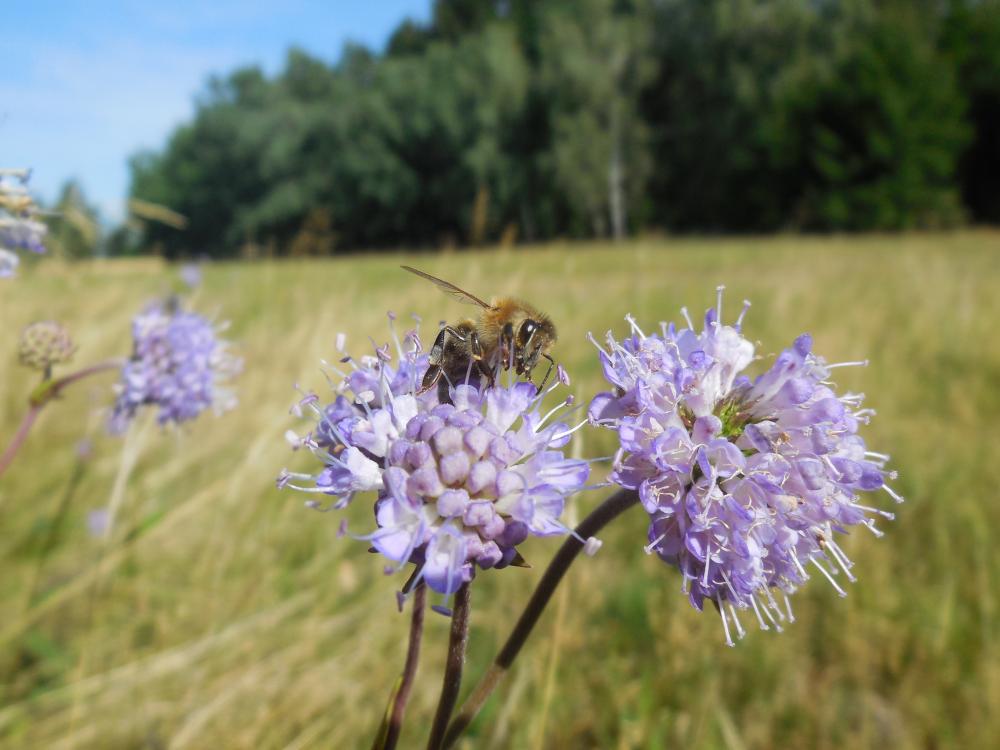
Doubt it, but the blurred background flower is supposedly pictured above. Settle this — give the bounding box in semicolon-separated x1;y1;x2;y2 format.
0;169;47;277
109;300;241;433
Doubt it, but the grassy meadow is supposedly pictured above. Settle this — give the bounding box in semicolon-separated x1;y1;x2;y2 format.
0;233;998;749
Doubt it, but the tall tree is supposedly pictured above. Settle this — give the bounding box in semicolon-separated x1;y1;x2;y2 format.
539;0;654;239
780;8;969;229
942;0;1000;222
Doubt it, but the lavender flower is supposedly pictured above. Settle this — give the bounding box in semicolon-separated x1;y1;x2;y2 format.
0;169;46;277
110;300;240;433
589;288;900;645
279;315;591;600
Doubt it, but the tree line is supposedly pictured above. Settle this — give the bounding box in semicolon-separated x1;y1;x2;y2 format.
114;0;1000;258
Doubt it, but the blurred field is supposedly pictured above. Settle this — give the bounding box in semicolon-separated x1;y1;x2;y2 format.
0;233;998;749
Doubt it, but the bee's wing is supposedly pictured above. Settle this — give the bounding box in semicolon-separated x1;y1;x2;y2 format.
401;266;493;309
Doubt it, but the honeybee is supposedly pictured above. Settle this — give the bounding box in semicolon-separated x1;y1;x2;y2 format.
401;266;557;400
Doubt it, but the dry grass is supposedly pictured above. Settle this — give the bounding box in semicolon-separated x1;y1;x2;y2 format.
0;232;998;749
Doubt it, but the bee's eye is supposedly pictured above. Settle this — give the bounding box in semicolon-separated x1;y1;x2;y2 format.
517;320;537;348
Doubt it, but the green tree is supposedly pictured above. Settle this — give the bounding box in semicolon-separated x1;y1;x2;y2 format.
942;0;1000;222
539;0;654;239
643;0;829;231
781;11;969;229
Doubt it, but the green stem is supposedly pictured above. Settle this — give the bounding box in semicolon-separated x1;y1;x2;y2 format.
0;360;121;480
442;488;640;748
29;360;123;408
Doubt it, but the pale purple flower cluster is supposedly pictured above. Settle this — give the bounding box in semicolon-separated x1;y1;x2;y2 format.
279;316;591;600
0;169;47;278
110;302;240;433
589;289;900;645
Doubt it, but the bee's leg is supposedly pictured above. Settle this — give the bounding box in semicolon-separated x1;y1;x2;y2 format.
418;364;443;395
436;372;454;405
537;353;556;391
468;331;494;389
418;326;466;395
500;323;515;372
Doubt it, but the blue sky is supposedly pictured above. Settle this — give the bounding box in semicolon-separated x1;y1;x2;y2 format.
1;1;431;222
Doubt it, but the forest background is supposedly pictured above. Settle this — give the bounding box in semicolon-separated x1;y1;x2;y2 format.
40;0;1000;259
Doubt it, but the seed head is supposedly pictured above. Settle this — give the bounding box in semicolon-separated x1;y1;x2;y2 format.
18;321;75;372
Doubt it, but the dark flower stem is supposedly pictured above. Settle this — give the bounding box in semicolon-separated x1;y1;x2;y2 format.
375;581;427;750
427;581;473;750
0;360;121;479
442;488;640;748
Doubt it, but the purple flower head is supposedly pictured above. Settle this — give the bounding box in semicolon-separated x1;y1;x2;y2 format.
109;300;241;433
590;288;900;645
0;169;47;278
279;314;590;599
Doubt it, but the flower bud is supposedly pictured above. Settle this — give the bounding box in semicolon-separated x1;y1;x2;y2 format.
18;320;75;372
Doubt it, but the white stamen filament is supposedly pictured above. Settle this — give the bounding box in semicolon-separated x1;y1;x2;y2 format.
625;313;646;338
862;519;885;538
644;532;667;555
811;557;848;597
387;318;406;361
825;540;857;582
728;603;746;639
552;418;589;441
720;569;740;601
791;550;810;581
883;484;905;503
735;300;751;329
783;594;795;622
318;359;348;381
680;306;695;330
749;595;770;630
286;482;340;494
758;593;783;632
851;503;896;520
718;593;735;647
762;587;786;621
827;359;869;369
